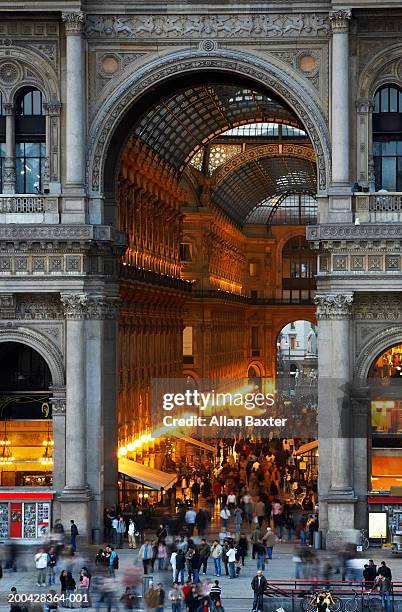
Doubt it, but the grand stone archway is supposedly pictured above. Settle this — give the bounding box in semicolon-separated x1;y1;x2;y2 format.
87;48;331;200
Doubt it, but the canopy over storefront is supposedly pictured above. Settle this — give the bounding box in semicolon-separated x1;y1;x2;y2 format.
294;440;318;456
118;458;177;491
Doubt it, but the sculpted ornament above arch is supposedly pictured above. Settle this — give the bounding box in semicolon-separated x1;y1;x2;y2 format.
359;43;402;100
87;49;331;196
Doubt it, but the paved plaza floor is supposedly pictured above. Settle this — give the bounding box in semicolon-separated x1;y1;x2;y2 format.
0;540;401;612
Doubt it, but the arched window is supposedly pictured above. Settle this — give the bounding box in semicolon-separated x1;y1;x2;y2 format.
15;87;45;194
282;236;316;303
373;85;402;192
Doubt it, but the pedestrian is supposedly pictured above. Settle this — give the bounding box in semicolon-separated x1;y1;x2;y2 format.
116;515;127;548
144;582;160;611
120;585;136;610
170;549;177;582
192;480;201;506
251;523;261;559
286;513;295;541
255;498;266;528
251;569;268;612
211;539;223;577
226;544;236;579
47;547;57;586
221;540;229;576
157;523;168;542
185;507;197;536
199;538;211;575
35;548;48;587
65;571;76;609
237;533;248;566
157;541;167;571
373;575;392;612
111;514;119;546
109;546;119;578
127;518;137;549
175;549;186;584
197;598;212;612
255;541;266;571
79;569;91;608
191;547;201;583
156;582;165;612
70;520;78;552
272;500;284;540
169;582;183;612
196;508;208;536
377;561;392;581
262;526;275;560
234;507;243;537
220;505;231;531
210;579;222;605
138;539;153;575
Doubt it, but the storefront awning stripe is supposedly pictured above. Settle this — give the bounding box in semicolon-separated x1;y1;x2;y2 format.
118;458;177;491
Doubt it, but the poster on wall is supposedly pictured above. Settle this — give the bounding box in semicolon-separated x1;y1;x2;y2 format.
36;502;50;538
369;512;387;539
0;503;8;538
23;503;36;539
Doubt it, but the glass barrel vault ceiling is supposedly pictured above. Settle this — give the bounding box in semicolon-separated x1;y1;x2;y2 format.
132;83;317;226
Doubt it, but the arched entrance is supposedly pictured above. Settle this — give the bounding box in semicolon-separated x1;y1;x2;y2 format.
367;342;402;541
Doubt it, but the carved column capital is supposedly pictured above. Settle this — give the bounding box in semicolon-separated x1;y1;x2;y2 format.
329;9;352;31
87;296;120;320
3;103;14;116
314;293;354;320
62;11;85;35
355;98;374;114
44;102;62;116
60;293;88;319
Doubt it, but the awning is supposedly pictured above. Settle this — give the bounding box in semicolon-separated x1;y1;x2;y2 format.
295;440;318;456
178;436;216;454
118;458;177;491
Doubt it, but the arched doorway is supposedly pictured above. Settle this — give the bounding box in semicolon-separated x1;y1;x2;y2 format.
367;343;402;540
0;342;53;487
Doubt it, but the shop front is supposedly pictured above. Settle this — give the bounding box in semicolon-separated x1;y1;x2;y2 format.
0;491;53;540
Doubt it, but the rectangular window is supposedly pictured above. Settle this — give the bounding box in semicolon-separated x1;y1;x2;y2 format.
249;262;257;277
180;243;193;262
16;142;45;194
381;88;389;113
251;327;259;350
382;156;396;191
390;88;398;113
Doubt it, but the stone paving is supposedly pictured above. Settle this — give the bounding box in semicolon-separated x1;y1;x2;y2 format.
0;539;402;612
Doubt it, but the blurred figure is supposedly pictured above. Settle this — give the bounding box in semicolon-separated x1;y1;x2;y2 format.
70;520;78;553
120;585;137;610
35;548;48;587
47;547;57;586
168;582;183;612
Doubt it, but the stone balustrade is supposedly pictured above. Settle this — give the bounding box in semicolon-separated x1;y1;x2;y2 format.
0;195;59;222
354;192;402;222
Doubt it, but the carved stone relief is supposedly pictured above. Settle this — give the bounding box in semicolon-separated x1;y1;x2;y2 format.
85;14;330;40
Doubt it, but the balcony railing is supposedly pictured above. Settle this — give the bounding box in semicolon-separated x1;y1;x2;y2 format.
354;192;402;222
0;195;59;221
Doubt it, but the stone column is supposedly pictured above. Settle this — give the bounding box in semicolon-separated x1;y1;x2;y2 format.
3;103;15;194
50;388;66;525
315;293;357;546
330;10;352;185
61;12;86;223
59;293;92;535
356;99;373;191
43;102;61;194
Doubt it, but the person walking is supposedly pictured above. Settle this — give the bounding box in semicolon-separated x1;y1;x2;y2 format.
185;507;197;536
157;541;167;571
47;547;57;586
127;518;137;549
262;526;275;560
199;538;210;575
156;583;165;612
255;541;266;571
373;575;392;612
237;533;249;567
170;549;178;582
65;571;76;609
144;582;160;611
138;540;153;575
251;569;268;612
226;544;236;579
220;505;231;531
116;515;127;548
175;549;186;584
234;507;243;537
70;520;78;552
255;498;266;528
211;540;223;577
251;523;261;559
35;549;48;587
168;582;183;612
210;579;222;606
109;546;119;578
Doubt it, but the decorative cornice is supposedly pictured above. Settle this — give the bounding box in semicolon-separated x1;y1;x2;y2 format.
43;102;61;116
3;103;14;116
51;398;66;415
307;224;402;242
62;11;85;35
60;293;88;320
314;293;354;319
329;9;352;32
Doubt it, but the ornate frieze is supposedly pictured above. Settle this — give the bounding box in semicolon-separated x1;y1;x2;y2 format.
51;398;66;415
85;13;330;39
354;294;402;321
329;10;352;32
62;12;85;35
308;224;402;241
87;296;119;320
314;294;354;320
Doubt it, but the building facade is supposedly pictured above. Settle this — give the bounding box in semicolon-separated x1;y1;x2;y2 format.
0;0;400;544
